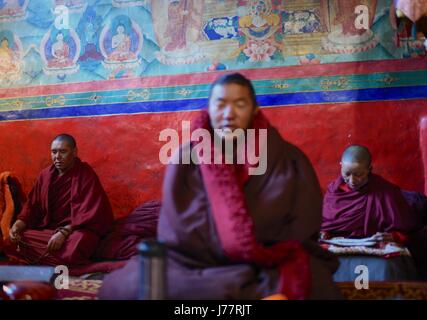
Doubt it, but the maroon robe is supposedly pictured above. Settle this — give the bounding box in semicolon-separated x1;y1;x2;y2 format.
321;174;421;237
4;158;114;267
98;123;341;300
94;200;160;261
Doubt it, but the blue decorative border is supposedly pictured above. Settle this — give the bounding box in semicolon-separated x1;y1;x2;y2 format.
1;85;427;121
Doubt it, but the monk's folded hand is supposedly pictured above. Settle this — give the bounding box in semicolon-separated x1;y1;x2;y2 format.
9;228;21;244
47;232;67;252
9;220;26;243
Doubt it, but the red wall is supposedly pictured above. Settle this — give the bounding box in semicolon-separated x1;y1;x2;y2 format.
1;98;427;218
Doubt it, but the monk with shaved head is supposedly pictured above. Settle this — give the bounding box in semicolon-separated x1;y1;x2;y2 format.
340;145;372;190
321;144;420;240
4;134;114;269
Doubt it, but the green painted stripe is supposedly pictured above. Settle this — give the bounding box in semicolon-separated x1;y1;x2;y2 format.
0;70;426;112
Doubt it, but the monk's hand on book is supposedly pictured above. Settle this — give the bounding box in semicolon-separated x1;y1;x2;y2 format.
47;232;66;252
372;232;394;242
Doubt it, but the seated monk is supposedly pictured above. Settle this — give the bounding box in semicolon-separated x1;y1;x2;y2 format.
4;134;114;268
321;145;422;241
98;73;341;300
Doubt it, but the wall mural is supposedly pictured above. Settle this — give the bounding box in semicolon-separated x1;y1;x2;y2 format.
0;0;426;120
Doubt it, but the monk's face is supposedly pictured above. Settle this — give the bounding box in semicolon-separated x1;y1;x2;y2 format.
340;161;371;190
51;139;77;174
208;83;258;139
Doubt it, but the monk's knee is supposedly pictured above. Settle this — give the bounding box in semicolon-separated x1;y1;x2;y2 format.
60;230;99;265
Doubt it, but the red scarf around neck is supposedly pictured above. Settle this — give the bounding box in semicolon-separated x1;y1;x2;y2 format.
192;110;311;300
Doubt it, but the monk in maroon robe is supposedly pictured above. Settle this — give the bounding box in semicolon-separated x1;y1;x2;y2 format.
321;145;421;240
99;73;341;300
5;134;114;268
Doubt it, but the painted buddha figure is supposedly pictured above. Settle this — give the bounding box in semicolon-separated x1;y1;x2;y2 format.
47;32;73;68
0;37;20;74
108;24;136;61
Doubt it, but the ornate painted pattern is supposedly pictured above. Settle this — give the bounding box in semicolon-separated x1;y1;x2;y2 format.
0;67;426;121
0;0;425;121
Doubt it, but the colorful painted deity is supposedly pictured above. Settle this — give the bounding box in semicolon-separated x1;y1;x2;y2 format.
40;29;80;78
323;0;378;54
100;16;142;78
240;0;280;35
153;0;206;65
165;0;197;51
0;33;22;82
238;0;282;61
48;32;73;68
108;24;137;61
77;6;104;63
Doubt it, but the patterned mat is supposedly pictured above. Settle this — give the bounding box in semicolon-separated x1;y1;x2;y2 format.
338;281;427;300
55;279;427;300
56;278;101;300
